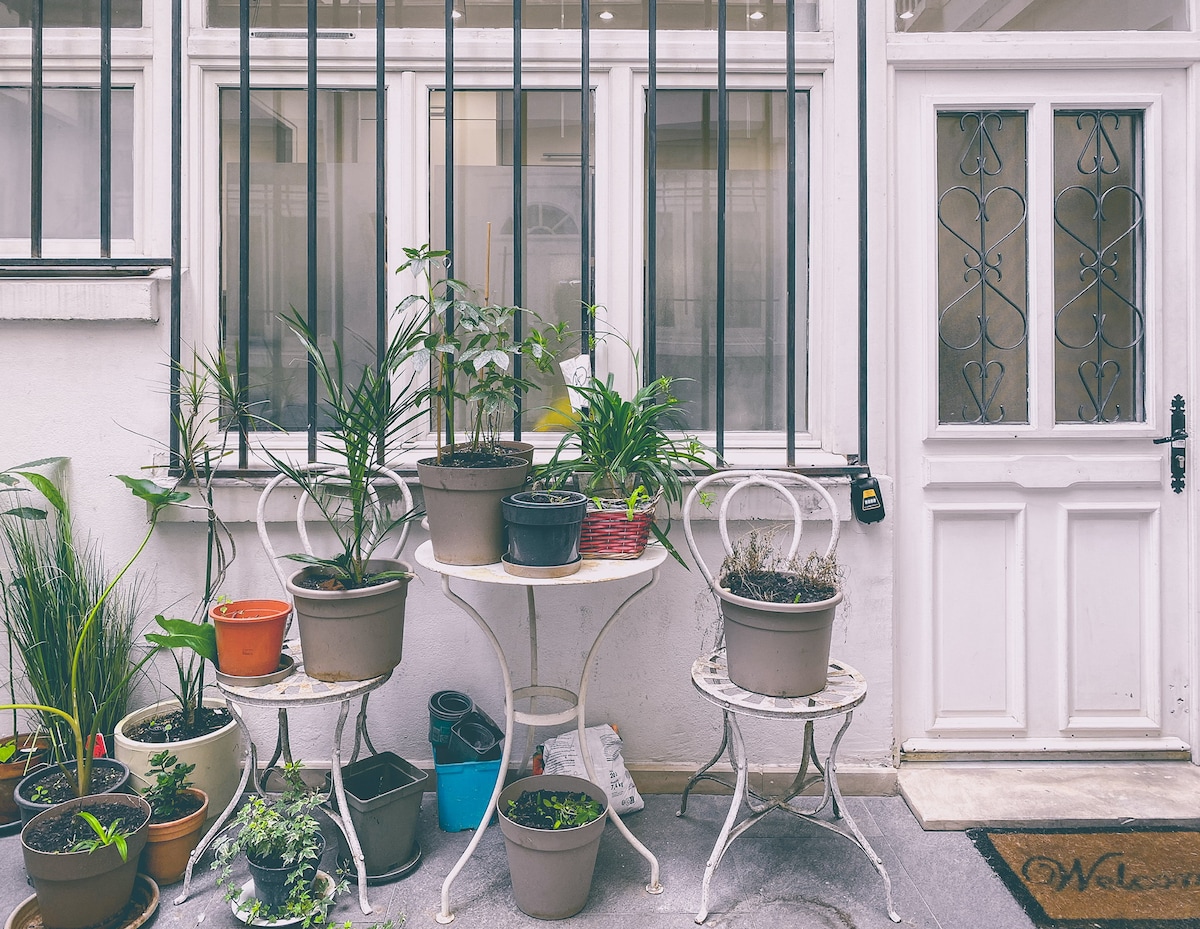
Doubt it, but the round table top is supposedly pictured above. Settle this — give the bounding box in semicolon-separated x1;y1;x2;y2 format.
414;539;668;586
690;651;867;719
216;641;392;707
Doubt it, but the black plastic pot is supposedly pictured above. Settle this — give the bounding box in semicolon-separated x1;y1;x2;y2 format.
14;757;133;827
428;690;473;746
501;491;589;567
247;832;325;912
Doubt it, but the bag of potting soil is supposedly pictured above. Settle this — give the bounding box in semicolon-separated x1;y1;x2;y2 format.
537;724;644;814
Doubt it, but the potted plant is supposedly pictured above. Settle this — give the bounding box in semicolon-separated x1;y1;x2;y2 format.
137;749;209;885
717;528;843;697
497;773;609;919
0;468;187;822
267;309;426;682
538;373;713;566
500;489;589;573
115;351;250;820
214;761;343;925
20;789;152;929
397;243;567;566
208;598;292;678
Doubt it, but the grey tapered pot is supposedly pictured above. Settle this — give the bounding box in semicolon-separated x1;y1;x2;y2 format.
286;558;411;682
497;774;608;920
718;586;842;697
21;793;151;929
417;456;529;565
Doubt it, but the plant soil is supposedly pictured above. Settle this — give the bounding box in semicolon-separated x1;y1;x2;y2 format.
436;451;522;469
18;763;125;806
723;570;836;605
505;789;603;830
292;572;395;592
23;800;149;853
124;705;233;743
148;791;205;825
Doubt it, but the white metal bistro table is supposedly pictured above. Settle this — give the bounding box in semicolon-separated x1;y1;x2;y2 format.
174;642;391;915
679;651;900;925
415;539;669;924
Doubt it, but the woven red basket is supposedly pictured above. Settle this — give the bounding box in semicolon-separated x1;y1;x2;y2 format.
579;497;657;559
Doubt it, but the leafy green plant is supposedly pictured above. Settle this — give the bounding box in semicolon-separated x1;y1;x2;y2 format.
266;308;426;589
72;809;134;861
506;788;605;830
214;761;342;926
0;468;187;796
396;243;567;464
719;529;842;604
141;750;198;823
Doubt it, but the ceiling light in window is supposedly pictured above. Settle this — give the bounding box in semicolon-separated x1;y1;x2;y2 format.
599;10;614;20
748;10;764;20
896;0;924;20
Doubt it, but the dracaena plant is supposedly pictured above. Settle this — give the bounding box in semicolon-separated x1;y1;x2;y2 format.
0;468;187;797
267;308;427;588
395;243;567;465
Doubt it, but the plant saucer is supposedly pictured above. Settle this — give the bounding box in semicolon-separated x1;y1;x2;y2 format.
6;873;159;929
216;654;297;688
231;871;335;927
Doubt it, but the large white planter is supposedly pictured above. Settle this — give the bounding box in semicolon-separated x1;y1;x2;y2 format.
114;696;242;822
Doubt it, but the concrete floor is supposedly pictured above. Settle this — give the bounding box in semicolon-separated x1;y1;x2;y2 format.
0;791;1039;929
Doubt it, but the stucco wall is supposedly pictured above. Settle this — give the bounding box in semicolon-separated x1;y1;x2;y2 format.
1;309;896;785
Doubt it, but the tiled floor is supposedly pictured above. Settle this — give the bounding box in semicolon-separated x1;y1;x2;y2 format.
0;793;1037;929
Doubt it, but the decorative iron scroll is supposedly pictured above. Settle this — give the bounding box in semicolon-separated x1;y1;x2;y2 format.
936;111;1029;425
1053;110;1145;424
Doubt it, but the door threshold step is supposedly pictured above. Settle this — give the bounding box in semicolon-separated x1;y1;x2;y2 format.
899;761;1200;831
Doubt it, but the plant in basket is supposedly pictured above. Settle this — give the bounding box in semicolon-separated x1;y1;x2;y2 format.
396;242;569;565
537;373;713;566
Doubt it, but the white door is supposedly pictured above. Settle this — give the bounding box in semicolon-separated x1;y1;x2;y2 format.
893;68;1192;757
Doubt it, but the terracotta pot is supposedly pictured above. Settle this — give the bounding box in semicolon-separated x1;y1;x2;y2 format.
141;787;209;885
418;456;530;565
718;586;843;697
286;559;410;682
21;793;151;929
210;599;291;677
0;734;49;825
114;696;242;825
497;774;609;919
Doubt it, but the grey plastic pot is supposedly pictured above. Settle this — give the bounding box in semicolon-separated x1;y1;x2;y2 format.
718;586;843;697
21;793;151;929
336;752;427;878
286;558;411;682
417;456;529;565
497;774;609;920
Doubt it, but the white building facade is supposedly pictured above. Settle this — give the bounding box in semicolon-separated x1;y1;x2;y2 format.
1;0;1196;785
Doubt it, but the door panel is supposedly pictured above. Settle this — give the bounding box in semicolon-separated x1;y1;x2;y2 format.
894;68;1190;756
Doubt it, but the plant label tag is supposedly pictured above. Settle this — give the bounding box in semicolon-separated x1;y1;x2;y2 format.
560;355;592;413
851;475;886;524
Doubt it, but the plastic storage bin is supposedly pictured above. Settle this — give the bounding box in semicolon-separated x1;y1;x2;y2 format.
433;742;502;832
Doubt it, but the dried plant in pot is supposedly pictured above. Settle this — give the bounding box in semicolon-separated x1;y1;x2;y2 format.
717;528;844;698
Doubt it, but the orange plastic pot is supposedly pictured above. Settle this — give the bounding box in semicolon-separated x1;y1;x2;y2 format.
210;599;291;677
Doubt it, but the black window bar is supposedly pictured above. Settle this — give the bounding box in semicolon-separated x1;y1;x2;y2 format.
4;0;173;275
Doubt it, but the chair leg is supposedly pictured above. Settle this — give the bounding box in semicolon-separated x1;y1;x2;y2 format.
679;710;732;817
695;714;748;924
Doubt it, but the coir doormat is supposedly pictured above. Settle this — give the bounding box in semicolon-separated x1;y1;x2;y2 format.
969;827;1200;928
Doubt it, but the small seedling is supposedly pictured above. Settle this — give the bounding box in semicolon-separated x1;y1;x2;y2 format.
72;810;131;861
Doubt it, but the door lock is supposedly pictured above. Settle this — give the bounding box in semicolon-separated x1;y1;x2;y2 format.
1152;394;1187;493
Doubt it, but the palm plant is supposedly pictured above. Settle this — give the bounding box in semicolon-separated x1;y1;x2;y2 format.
0;468;186;797
267;307;426;588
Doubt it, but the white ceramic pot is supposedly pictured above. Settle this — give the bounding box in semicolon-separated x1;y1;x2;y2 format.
114;696;242;822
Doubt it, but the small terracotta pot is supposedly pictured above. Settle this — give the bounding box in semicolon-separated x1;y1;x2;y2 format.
141;787;209;885
210;599;291;677
0;734;49;825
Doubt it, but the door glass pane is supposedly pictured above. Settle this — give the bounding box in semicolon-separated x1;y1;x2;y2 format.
650;90;806;433
430;89;593;435
898;0;1187;32
207;0;816;31
1053;109;1145;424
936;111;1028;425
0;87;134;240
220;89;378;431
0;0;141;27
